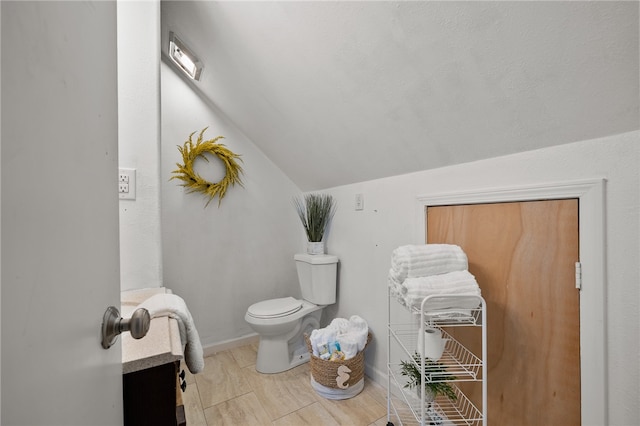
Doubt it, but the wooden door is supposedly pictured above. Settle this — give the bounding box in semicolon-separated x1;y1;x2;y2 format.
426;200;580;426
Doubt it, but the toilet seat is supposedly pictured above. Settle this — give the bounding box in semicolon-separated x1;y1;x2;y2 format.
247;297;302;319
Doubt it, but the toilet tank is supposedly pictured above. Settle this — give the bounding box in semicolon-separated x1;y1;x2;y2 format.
294;254;338;305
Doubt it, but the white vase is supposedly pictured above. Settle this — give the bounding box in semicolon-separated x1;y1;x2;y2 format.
307;241;325;255
415;386;435;403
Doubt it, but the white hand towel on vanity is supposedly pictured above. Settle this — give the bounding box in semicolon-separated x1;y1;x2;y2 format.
138;293;205;374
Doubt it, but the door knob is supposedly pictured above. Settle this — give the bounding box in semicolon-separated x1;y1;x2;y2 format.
101;306;151;349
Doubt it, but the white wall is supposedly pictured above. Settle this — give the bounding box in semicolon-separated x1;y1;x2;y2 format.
0;3;3;419
321;130;639;425
161;61;305;348
117;0;163;291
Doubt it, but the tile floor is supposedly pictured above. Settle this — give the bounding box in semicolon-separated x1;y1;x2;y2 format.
180;341;397;426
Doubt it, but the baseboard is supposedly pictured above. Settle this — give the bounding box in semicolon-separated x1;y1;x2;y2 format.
365;361;405;400
365;362;387;387
201;333;260;357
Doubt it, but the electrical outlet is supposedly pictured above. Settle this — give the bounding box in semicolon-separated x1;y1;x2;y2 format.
118;168;136;200
355;193;364;211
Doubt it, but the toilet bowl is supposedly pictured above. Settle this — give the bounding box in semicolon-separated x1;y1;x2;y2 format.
245;254;339;374
245;297;322;373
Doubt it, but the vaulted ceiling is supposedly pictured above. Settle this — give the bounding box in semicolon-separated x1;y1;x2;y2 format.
161;1;639;191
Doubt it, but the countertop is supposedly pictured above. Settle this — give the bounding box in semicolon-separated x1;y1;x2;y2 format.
121;287;184;374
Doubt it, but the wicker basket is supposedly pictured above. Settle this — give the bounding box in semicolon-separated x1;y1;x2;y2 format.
304;332;372;390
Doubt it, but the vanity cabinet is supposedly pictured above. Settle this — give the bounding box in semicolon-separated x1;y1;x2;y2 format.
123;360;186;426
121;288;186;426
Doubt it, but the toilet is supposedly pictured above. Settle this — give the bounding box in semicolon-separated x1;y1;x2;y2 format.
245;253;338;374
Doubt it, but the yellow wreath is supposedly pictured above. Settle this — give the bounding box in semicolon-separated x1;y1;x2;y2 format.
171;127;244;207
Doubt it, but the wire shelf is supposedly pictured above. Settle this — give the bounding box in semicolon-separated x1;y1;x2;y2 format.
388;364;483;425
388;326;483;382
388;293;486;426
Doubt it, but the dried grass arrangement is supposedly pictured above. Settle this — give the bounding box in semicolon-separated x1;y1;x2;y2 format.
171;127;244;207
293;193;336;242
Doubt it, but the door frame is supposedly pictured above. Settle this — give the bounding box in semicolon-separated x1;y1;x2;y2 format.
415;178;607;425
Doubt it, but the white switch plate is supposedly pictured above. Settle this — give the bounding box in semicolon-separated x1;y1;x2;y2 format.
355;193;364;210
118;168;136;200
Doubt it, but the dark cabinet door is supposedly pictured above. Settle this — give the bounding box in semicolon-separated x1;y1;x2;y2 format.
123;361;179;426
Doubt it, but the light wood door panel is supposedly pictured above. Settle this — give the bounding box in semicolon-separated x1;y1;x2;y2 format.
426;199;580;426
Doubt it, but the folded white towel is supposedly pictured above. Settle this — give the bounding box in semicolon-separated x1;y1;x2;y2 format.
388;270;402;288
404;289;481;310
310;316;369;360
310;327;337;357
390;244;468;282
403;270;479;293
402;270;481;310
347;315;369;352
337;336;359;360
388;273;408;307
138;293;205;374
327;318;351;334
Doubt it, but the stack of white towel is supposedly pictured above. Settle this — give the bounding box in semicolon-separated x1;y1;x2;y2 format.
388;244;481;310
309;316;369;360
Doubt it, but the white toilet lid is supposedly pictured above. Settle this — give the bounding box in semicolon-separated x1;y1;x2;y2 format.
247;297;303;319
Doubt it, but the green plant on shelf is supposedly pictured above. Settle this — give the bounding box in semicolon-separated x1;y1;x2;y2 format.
400;352;458;402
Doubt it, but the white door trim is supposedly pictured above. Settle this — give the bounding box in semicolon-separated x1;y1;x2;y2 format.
415;178;607;426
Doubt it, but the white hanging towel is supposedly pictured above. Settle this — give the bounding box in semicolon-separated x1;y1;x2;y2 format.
137;293;205;374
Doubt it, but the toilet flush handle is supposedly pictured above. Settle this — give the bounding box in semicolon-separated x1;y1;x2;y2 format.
101;306;151;349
